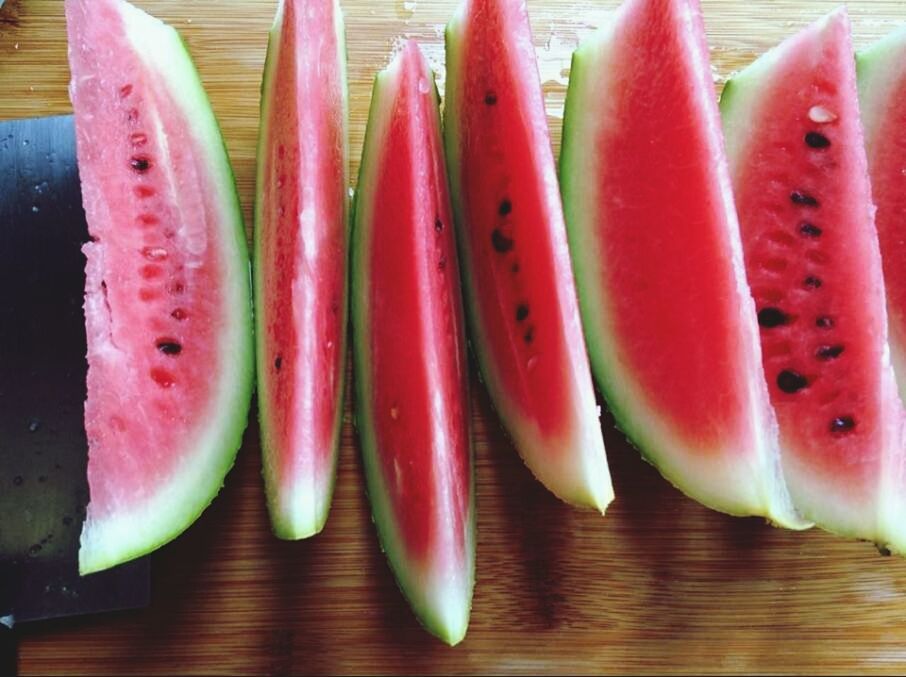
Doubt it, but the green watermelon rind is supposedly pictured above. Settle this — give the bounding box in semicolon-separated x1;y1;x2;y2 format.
78;2;254;575
352;53;475;647
856;23;906;127
443;3;613;514
559;11;808;530
253;0;350;541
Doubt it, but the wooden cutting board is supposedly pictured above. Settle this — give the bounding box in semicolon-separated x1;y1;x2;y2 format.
3;0;906;674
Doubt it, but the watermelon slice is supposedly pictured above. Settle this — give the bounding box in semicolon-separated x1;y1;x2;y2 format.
858;26;906;405
66;0;254;574
352;41;474;645
559;0;805;527
254;0;348;540
720;9;906;549
444;0;613;511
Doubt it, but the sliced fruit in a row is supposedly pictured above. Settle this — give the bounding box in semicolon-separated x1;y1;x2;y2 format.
444;0;612;512
560;0;805;528
858;25;906;404
721;9;905;549
65;0;254;574
352;41;474;646
255;0;349;540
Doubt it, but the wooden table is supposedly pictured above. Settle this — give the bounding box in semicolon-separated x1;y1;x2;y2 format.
3;0;906;673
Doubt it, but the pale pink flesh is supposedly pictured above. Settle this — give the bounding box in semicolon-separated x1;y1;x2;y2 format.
67;0;226;517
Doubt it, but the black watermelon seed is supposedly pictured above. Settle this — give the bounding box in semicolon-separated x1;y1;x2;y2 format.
491;228;514;253
777;370;808;393
799;222;823;238
156;340;182;356
816;315;834;329
805;132;831;149
791;191;819;207
130;156;151;172
434;218;443;232
524;326;535;344
758;307;789;328
816;345;844;360
274;356;283;371
804;276;823;289
516;304;529;322
498;199;512;216
484;91;497;105
830;416;855;433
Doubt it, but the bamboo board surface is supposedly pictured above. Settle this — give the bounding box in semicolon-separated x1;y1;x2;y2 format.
3;0;906;674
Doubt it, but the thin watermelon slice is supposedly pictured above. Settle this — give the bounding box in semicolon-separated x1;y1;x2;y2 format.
444;0;613;512
352;41;474;645
720;9;906;549
254;0;349;540
66;0;253;574
560;0;805;527
858;26;906;405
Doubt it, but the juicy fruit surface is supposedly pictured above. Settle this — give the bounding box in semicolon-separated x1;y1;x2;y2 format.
353;42;473;644
255;0;348;539
584;3;750;448
859;29;906;402
445;0;611;510
448;0;572;437
561;0;799;523
67;0;252;572
722;10;903;537
561;0;801;526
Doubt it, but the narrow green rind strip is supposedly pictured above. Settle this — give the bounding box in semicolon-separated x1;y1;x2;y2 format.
857;23;906;114
352;53;472;646
254;0;350;540
78;0;254;574
560;10;806;530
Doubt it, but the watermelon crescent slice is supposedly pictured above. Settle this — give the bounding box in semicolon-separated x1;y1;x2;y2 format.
721;9;906;549
560;0;806;528
254;0;349;539
66;0;254;574
444;0;613;512
352;41;475;645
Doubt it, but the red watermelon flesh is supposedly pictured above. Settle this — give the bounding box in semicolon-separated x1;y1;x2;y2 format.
352;41;474;645
67;0;253;574
444;0;612;512
859;27;906;405
255;0;348;540
721;9;906;548
560;0;805;527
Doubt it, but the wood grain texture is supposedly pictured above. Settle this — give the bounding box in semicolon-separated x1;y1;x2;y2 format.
3;0;906;674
